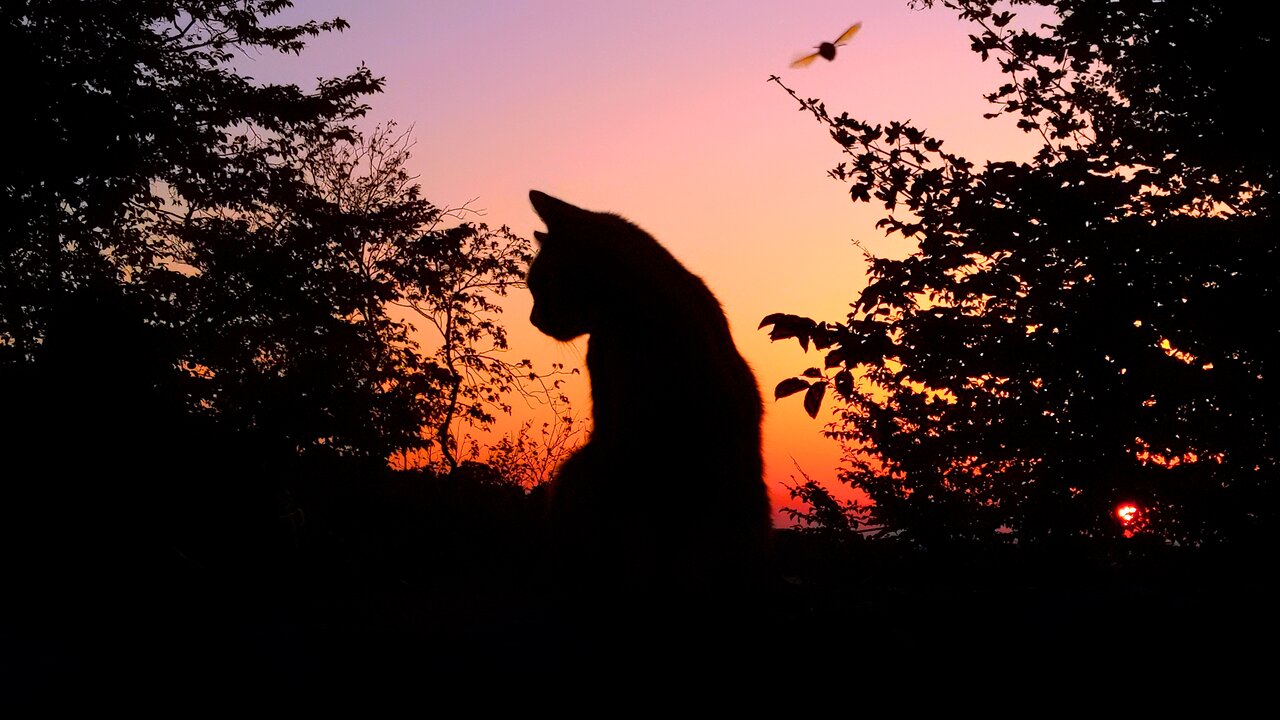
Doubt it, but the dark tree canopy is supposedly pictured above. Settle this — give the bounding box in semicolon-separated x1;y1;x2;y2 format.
763;0;1274;545
1;1;532;462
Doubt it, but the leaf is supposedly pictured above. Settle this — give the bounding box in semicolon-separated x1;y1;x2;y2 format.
834;369;854;399
759;313;818;351
758;313;789;330
774;377;811;400
803;381;826;418
802;367;823;378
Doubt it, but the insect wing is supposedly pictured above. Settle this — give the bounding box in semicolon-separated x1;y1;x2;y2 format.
790;51;822;68
834;21;862;45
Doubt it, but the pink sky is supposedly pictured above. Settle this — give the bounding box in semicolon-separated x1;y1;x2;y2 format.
249;0;1042;522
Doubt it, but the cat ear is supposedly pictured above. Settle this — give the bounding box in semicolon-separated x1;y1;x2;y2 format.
529;189;580;227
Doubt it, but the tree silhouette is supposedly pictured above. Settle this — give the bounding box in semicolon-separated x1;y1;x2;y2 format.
310;127;579;474
1;2;544;464
763;0;1274;545
397;213;536;471
464;369;585;490
2;5;567;686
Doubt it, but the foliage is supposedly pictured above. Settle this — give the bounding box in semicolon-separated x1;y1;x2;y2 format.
299;122;561;469
1;1;549;464
465;366;585;490
763;0;1274;545
396;212;538;471
164;120;454;459
780;463;873;541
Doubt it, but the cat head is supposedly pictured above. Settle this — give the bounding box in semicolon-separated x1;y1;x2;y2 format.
527;190;632;341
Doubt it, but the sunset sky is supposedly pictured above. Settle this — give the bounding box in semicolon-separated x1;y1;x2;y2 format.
250;0;1043;521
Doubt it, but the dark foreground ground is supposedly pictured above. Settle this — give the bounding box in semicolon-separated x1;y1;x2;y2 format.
2;464;1274;703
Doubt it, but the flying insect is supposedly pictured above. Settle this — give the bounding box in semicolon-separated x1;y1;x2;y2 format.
791;22;862;68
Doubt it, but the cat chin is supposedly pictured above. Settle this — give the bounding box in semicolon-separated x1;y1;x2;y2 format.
532;318;586;342
544;327;587;342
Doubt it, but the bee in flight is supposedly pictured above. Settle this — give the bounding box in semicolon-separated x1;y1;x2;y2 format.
791;22;862;68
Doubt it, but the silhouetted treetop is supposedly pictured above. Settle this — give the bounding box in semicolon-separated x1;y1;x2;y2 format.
765;0;1273;545
5;0;372;355
3;1;534;462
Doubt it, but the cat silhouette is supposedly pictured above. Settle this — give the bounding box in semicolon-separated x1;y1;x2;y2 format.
527;190;771;660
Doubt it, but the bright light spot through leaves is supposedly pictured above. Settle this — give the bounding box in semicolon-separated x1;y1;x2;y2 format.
1115;503;1145;538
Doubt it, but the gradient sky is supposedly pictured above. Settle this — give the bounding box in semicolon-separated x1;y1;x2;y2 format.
247;0;1042;522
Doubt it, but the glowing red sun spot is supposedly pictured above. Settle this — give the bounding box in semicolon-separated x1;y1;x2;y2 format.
1115;502;1145;537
